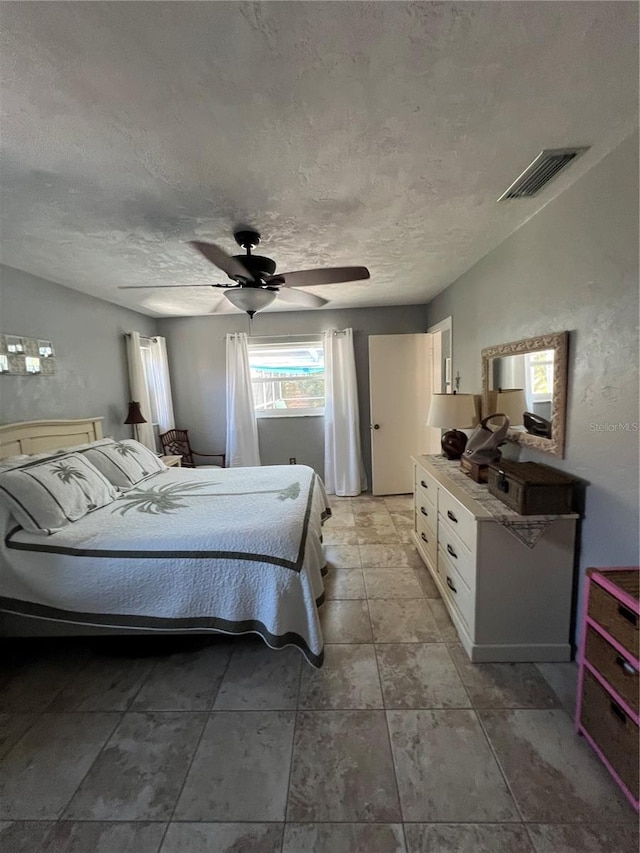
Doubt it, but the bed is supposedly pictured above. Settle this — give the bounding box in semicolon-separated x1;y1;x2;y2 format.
0;417;331;666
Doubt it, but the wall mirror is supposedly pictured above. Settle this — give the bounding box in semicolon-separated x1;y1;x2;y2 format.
482;331;568;457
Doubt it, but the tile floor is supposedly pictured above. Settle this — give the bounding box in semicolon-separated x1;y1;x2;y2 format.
0;493;637;852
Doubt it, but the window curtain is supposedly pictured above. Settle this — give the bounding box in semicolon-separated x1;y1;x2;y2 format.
147;337;175;434
323;328;367;496
125;331;156;451
226;332;261;467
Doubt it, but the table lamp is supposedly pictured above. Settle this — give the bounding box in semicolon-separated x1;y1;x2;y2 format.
124;400;147;442
488;388;526;427
427;392;478;460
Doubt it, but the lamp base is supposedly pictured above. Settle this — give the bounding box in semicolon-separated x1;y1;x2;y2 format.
441;429;468;460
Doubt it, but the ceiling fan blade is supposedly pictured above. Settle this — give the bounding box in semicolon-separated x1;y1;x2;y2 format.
275;287;329;308
268;266;370;288
189;241;253;281
118;284;220;290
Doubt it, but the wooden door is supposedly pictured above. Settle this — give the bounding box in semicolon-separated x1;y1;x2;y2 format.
369;333;438;495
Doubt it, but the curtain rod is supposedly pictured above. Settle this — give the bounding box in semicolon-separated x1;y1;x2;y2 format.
123;333;158;343
222;330;362;340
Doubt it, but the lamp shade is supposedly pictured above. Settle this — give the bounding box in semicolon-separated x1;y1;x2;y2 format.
427;393;477;429
224;288;277;316
124;400;147;425
488;389;526;426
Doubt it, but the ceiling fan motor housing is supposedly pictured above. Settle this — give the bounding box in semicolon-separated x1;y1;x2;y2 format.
233;254;277;279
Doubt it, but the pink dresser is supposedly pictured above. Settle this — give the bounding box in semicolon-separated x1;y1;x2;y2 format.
575;567;639;811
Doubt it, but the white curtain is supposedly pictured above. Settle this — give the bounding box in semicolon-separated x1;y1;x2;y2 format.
226;332;261;467
146;337;175;434
125;331;156;451
323;328;367;496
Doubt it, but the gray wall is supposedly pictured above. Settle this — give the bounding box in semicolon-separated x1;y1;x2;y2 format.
158;305;429;483
0;265;158;439
427;131;639;635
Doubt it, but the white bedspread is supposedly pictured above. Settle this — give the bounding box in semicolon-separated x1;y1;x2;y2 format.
0;465;331;666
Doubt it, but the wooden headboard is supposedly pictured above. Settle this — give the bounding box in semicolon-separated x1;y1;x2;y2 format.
0;417;104;459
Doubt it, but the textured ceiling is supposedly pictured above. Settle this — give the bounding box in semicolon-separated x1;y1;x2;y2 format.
0;2;637;317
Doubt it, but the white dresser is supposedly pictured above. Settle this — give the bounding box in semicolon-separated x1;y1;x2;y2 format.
412;454;578;662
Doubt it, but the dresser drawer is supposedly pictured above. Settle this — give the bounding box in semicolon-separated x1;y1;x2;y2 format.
437;488;476;551
437;514;475;591
415;511;437;567
438;546;474;632
589;582;639;659
580;668;639;800
415;466;437;505
415;492;436;532
585;625;639;715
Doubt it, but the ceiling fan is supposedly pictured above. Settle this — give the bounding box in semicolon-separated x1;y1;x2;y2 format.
119;229;370;317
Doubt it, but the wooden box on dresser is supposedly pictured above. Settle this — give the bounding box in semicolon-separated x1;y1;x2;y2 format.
575;567;639;811
412;454;579;662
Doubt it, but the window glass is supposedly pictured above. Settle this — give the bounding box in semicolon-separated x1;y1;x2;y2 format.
248;339;325;416
526;349;554;400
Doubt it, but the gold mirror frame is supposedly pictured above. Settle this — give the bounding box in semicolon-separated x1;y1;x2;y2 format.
481;331;568;458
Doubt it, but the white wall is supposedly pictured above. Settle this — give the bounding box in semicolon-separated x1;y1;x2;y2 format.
427;131;639;642
158;305;429;484
0;265;158;439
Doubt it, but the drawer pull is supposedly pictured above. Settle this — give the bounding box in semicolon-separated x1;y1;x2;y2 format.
421;532;429;544
446;576;457;594
420;506;429;517
420;480;429;490
617;604;638;627
446;543;458;560
616;655;638;677
609;699;627;725
447;509;458;524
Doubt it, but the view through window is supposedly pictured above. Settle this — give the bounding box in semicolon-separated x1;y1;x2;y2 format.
526;349;554;401
248;338;325;416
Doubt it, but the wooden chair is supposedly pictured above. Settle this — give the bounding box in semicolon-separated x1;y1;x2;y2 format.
159;429;226;468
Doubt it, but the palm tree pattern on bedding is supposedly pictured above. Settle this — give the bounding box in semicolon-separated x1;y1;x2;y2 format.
50;461;99;510
113;441;151;477
113;480;302;515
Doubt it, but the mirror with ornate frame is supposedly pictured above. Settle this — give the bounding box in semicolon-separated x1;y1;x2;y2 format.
482;331;568;457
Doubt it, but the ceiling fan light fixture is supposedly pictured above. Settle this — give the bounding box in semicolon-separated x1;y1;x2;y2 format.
224;287;277;317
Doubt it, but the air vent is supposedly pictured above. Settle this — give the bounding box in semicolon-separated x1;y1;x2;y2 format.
498;147;589;200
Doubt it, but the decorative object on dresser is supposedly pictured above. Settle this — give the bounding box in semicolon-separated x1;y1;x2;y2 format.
482;331;568;457
412;454;579;662
459;457;490;483
426;392;478;460
461;413;510;484
487;459;577;515
576;567;639;811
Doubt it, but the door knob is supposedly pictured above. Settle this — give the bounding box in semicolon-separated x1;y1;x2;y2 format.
373;424;380;430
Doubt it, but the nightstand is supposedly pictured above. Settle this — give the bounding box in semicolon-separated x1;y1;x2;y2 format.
161;454;182;468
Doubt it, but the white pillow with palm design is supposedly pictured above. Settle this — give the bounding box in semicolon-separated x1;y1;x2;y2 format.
0;453;118;534
82;439;166;490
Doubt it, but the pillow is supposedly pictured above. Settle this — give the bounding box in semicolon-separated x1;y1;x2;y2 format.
82;439;166;490
0;452;118;534
0;454;31;473
0;439;115;473
52;437;116;455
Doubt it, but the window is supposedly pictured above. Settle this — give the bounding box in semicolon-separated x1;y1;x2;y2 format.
525;349;554;402
248;337;325;417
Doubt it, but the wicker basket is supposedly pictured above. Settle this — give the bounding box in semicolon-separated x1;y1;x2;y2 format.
487;460;575;515
580;668;639;799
